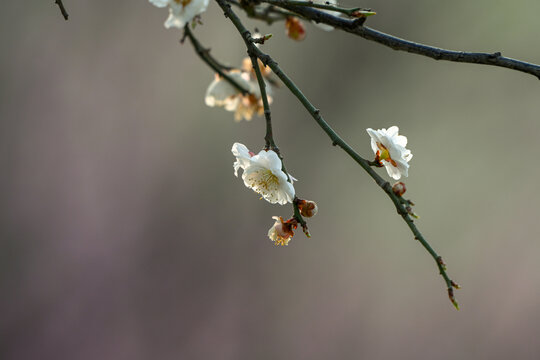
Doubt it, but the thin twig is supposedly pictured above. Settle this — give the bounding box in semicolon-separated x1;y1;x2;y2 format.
227;0;294;23
215;0;460;308
183;25;250;95
249;54;276;150
55;0;69;20
253;0;540;80
263;0;374;17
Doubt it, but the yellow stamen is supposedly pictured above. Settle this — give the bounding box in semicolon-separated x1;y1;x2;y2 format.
377;142;397;167
174;0;192;6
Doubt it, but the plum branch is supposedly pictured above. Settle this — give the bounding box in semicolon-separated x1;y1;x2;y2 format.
263;0;375;17
215;0;460;308
228;0;294;24
183;25;251;95
235;0;540;80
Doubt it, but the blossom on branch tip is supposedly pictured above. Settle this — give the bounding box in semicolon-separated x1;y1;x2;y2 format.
268;216;297;246
149;0;209;29
366;126;412;180
232;143;295;205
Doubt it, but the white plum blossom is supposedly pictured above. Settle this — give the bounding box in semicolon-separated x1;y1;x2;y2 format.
205;68;272;122
366;126;413;180
205;71;252;109
149;0;209;29
232;143;295;204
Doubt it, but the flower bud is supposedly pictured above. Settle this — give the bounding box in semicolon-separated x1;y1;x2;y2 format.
297;199;318;218
285;17;306;41
392;182;406;196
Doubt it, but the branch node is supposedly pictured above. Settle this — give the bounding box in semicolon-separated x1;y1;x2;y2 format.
351;17;366;28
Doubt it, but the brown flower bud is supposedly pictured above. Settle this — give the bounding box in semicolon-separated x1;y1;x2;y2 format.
285;17;306;41
297;199;318;218
392;182;406;196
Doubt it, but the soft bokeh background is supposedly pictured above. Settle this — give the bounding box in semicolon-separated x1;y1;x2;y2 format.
2;1;540;359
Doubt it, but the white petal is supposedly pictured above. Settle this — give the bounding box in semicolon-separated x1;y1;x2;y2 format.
385;163;402;180
250;150;281;171
394;134;408;147
149;0;169;8
264;150;283;171
366;128;381;154
366;128;379;140
402;150;413;162
232;142;250;158
205;72;247;107
396;160;409;178
282;181;296;203
164;10;187;29
277;176;295;204
182;0;210;24
231;142;252;176
387;144;404;163
386;126;399;137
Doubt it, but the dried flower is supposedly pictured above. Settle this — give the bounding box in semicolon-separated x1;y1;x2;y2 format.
268;216;297;246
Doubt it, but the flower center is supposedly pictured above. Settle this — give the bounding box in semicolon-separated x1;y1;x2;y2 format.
174;0;192;6
245;169;280;199
377;142;397;167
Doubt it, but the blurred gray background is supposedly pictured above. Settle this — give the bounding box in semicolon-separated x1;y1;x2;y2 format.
2;1;540;359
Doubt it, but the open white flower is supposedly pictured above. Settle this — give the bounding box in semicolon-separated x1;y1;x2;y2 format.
232;143;295;204
366;126;413;180
149;0;209;29
205;71;252;109
205;70;272;122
